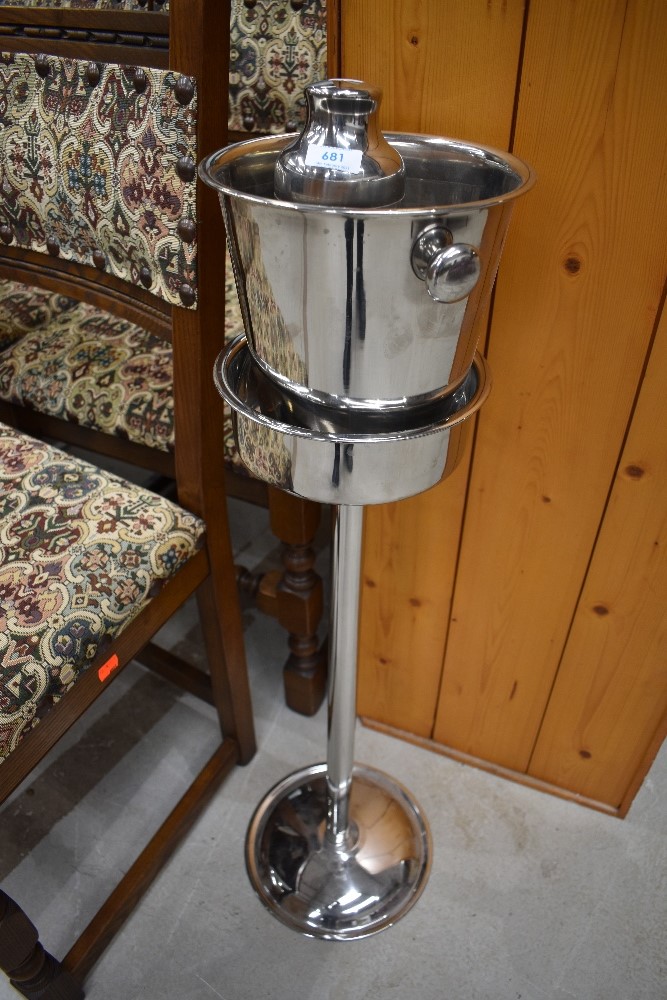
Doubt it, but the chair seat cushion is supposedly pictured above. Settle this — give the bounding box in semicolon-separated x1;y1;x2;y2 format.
0;280;77;352
0;272;245;469
0;422;205;759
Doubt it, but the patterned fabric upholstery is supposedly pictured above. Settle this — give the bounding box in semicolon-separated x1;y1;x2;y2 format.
0;1;327;134
0;269;245;465
0;52;197;308
0;0;165;8
0;422;205;758
229;0;327;133
0;281;74;352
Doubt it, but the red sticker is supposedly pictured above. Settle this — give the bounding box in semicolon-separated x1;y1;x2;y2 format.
98;653;119;682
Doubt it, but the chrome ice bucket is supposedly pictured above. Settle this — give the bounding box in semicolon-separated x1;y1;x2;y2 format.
200;132;533;413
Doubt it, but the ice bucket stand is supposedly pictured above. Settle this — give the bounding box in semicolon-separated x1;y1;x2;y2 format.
201;112;533;941
213;334;491;940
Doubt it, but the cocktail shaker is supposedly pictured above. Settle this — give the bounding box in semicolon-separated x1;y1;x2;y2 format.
274;78;405;208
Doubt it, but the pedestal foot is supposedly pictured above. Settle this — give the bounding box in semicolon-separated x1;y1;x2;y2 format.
245;763;431;940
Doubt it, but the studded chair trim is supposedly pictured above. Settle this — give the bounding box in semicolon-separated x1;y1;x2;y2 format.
0;422;205;758
0;51;198;308
0;1;165;8
0;1;327;134
0;0;166;8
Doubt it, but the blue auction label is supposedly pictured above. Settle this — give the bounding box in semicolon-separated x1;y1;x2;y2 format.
304;145;363;173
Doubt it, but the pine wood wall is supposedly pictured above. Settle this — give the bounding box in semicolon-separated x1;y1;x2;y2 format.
339;0;667;815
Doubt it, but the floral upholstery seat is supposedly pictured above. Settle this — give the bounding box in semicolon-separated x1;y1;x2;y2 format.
0;421;205;759
0;281;76;352
0;268;245;470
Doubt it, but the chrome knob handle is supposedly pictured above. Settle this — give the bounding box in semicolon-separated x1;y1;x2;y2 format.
427;243;481;303
411;225;481;303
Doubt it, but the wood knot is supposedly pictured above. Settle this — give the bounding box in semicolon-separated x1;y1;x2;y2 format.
625;464;644;479
592;604;609;616
563;255;581;275
579;749;592;759
409;35;419;46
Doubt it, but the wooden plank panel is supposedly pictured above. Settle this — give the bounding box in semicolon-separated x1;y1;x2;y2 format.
358;451;472;737
341;0;526;735
341;0;526;143
433;0;667;770
528;299;667;807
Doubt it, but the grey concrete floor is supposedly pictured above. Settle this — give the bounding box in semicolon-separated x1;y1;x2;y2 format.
1;497;666;1000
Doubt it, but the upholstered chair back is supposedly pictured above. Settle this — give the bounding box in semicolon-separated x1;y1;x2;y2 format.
0;51;198;308
229;0;328;134
0;0;167;9
0;0;329;134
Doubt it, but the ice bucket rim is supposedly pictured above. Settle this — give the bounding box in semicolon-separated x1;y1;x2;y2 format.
199;131;535;218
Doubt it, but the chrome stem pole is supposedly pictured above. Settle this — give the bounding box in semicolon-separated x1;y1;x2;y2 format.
325;503;364;845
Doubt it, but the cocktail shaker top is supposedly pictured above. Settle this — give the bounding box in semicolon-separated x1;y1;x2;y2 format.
274;78;405;208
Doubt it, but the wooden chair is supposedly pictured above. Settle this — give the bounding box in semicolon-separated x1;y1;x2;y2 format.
0;1;256;995
0;0;330;717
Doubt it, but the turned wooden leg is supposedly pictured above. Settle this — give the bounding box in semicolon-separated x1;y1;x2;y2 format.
0;892;83;1000
262;488;328;715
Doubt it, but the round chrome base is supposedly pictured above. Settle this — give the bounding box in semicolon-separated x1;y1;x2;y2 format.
245;763;431;940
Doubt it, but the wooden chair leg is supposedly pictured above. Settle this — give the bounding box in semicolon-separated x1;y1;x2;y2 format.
0;892;83;1000
258;489;328;715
